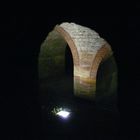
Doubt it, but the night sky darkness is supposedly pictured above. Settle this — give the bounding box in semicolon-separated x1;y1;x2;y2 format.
1;11;140;139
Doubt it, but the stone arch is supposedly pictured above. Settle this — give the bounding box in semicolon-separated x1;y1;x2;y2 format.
39;22;117;101
54;25;79;66
90;44;112;78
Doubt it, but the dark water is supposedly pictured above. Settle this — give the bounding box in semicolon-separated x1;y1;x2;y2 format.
40;84;120;140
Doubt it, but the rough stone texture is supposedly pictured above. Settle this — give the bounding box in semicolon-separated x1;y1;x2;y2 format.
39;22;117;102
60;23;105;52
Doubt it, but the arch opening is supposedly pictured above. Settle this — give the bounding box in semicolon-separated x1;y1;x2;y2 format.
96;55;118;105
65;44;73;77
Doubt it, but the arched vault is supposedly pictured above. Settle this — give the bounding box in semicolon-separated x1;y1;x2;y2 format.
39;22;117;100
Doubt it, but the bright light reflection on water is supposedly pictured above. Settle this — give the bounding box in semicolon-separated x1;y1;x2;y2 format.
56;110;70;118
52;107;71;119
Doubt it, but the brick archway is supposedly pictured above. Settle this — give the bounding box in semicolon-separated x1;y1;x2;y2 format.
39;22;117;100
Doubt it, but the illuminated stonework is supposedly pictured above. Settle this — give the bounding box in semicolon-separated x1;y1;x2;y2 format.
39;22;117;101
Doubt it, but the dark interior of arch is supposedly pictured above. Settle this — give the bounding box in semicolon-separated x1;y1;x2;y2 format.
39;31;74;100
65;45;73;76
96;55;118;108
